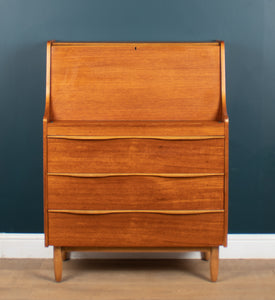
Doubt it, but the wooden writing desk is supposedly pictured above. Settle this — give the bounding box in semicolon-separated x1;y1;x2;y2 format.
43;41;229;282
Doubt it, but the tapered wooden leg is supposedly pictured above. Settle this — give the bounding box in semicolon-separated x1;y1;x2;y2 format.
54;246;62;282
201;251;210;261
210;247;219;282
62;249;70;261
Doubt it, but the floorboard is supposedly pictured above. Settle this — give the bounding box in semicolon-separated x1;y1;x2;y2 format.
0;259;274;300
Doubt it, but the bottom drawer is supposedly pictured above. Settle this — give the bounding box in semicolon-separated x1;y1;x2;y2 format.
48;212;224;247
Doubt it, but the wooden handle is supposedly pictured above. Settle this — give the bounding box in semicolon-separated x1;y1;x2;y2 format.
48;209;224;215
47;135;224;140
48;172;224;178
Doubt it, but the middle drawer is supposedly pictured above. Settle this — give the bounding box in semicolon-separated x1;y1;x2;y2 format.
48;175;224;210
48;138;224;173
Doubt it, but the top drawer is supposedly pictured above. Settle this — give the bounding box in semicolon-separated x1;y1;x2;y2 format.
48;138;224;174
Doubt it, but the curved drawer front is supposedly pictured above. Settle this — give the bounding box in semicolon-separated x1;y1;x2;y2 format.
48;175;224;210
48;211;224;247
48;138;224;173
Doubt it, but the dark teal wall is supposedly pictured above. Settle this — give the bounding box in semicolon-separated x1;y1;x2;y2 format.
0;0;274;233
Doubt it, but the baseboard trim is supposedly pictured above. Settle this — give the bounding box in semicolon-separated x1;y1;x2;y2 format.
0;234;274;259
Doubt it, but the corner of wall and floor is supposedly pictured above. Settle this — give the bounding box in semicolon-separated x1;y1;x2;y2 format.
0;234;275;259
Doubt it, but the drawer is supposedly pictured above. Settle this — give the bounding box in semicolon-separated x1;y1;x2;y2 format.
48;211;224;247
48;175;224;210
47;138;224;173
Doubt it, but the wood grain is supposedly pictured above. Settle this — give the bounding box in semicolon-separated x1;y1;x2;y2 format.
221;41;229;247
47;175;224;210
48;209;224;215
43;40;53;247
50;43;221;121
43;118;48;246
2;259;275;298
44;41;228;282
220;41;228;123
48;212;224;247
44;41;52;122
210;247;219;282
62;246;211;252
52;42;221;47
47;173;224;178
62;247;211;253
47;120;225;136
53;246;62;282
48;138;224;173
48;135;224;140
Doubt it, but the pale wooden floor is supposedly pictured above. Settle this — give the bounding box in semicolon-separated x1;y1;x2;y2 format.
0;259;274;300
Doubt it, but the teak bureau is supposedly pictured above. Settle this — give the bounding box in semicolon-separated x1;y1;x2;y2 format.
43;41;229;282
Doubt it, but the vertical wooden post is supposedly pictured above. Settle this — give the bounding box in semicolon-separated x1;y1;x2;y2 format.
62;249;71;261
201;251;210;261
54;246;63;282
210;247;219;282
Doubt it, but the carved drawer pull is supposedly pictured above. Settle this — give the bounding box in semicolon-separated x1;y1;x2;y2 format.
48;209;224;215
48;172;224;178
48;135;224;140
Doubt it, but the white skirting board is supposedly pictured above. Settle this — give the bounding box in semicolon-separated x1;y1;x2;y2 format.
0;234;274;259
